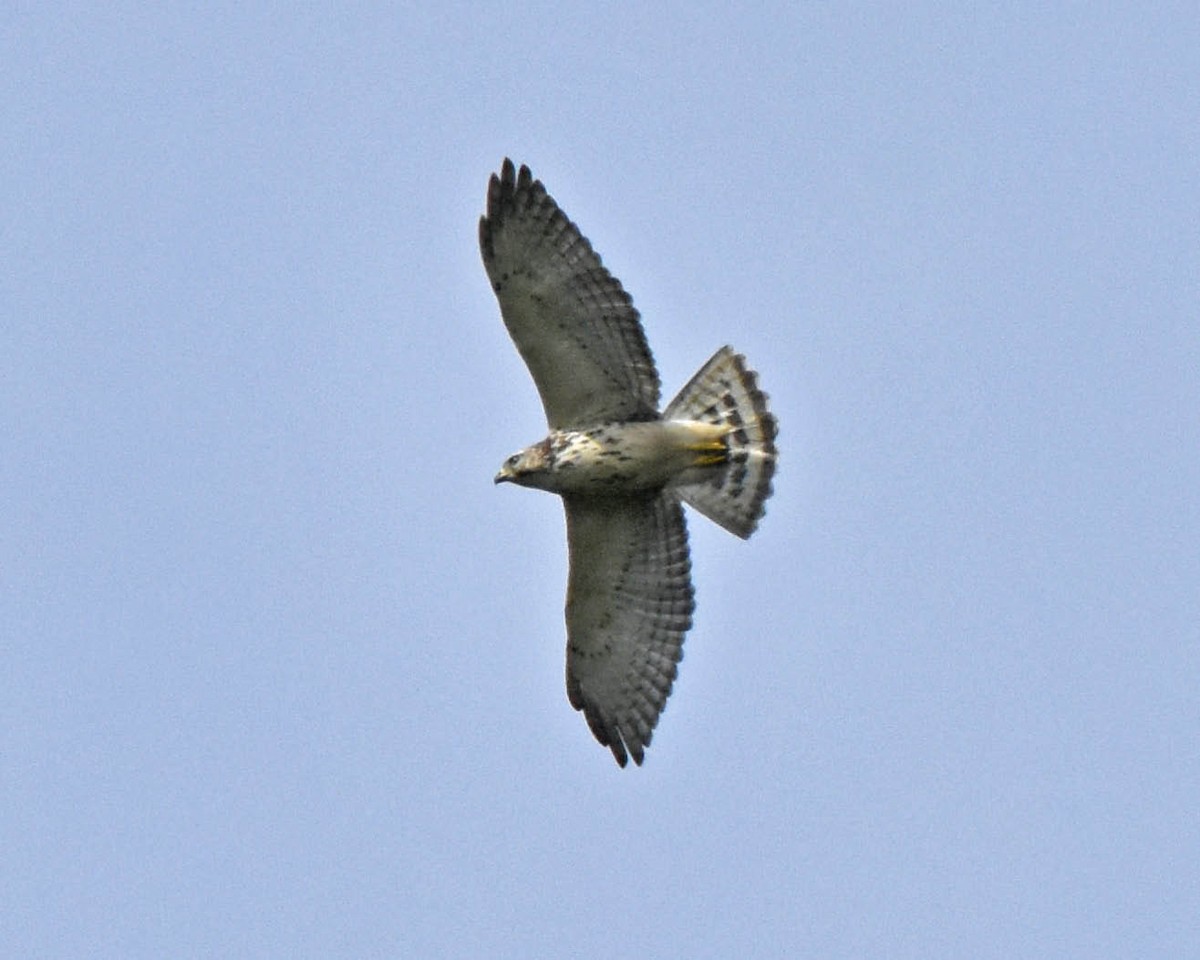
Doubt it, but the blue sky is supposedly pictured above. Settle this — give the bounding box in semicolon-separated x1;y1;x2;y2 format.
3;5;1197;957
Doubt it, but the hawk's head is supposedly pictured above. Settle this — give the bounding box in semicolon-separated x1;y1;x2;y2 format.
494;438;554;489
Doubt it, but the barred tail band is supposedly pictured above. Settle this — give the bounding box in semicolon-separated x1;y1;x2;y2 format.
664;346;778;539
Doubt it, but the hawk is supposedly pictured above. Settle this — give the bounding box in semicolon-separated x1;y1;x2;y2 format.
480;159;777;766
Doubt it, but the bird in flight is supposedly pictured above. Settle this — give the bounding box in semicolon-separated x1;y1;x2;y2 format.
480;159;777;766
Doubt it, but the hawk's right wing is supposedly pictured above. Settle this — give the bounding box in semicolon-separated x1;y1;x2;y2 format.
562;493;694;767
479;159;661;430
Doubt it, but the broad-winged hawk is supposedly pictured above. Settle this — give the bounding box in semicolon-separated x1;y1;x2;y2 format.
480;159;777;766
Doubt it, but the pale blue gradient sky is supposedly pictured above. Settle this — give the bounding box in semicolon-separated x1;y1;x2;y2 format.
3;5;1197;957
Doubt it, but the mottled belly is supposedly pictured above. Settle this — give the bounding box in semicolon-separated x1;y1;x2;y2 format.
546;421;728;495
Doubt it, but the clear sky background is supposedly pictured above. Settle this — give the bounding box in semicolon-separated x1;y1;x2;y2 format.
4;5;1197;957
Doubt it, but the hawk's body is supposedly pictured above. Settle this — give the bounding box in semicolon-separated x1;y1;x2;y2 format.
497;420;730;496
481;160;777;766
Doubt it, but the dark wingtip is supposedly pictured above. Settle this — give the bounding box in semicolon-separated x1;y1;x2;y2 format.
478;215;492;262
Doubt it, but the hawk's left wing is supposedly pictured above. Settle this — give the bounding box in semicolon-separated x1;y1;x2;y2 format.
479;159;661;430
562;492;694;766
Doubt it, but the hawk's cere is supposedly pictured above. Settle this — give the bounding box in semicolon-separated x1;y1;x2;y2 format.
480;159;778;767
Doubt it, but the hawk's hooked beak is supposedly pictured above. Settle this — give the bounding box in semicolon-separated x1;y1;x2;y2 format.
495;454;520;484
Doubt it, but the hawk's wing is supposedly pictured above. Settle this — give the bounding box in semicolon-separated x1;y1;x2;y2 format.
479;159;661;429
562;493;694;766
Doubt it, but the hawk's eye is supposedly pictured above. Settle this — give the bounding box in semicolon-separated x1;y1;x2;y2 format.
507;454;520;467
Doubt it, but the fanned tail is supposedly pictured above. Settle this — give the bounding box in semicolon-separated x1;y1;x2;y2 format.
664;346;778;539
